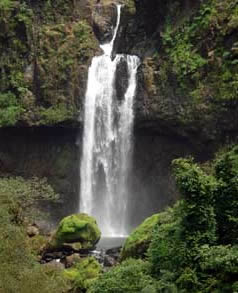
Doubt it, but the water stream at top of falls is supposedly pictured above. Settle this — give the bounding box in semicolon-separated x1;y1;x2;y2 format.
79;4;140;237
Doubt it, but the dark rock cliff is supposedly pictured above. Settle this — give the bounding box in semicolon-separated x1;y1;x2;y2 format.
0;0;238;228
120;0;238;144
0;127;79;224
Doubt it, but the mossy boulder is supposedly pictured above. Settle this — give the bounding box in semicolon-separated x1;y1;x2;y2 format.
121;213;160;260
52;213;101;250
63;256;101;290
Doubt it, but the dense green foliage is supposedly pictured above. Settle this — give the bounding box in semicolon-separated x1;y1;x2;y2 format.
64;256;102;291
147;146;238;292
214;146;238;244
90;146;238;293
0;176;69;293
89;259;157;293
0;92;23;126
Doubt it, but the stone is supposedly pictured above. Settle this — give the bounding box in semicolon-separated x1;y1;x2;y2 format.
27;225;39;237
120;213;160;260
51;213;101;250
103;255;117;267
65;254;81;268
92;2;117;43
65;242;82;251
43;259;65;270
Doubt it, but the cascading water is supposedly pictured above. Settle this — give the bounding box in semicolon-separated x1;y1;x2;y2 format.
80;4;140;237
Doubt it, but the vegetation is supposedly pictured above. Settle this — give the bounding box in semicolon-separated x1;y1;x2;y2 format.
144;0;238;138
0;92;24;126
121;213;160;260
89;145;238;293
64;257;102;291
0;176;58;222
2;146;238;292
0;176;70;293
0;0;97;127
89;259;157;293
1;0;238;292
148;146;238;292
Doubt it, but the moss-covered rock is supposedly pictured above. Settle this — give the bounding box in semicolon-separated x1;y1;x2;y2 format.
121;213;160;260
52;213;101;249
63;256;101;290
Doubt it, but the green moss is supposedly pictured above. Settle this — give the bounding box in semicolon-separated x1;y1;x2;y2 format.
121;214;160;260
53;213;101;249
64;256;101;290
125;0;136;15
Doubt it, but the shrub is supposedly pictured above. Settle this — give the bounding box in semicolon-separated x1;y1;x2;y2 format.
0;176;69;292
148;204;186;276
0;176;58;223
0;92;23;126
172;158;217;250
0;204;69;293
214;146;238;244
64;256;101;291
148;147;238;292
88;259;157;293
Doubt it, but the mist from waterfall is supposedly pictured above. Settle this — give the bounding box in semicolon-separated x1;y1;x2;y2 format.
80;5;140;237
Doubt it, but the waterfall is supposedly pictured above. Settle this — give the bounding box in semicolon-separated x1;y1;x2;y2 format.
80;4;140;237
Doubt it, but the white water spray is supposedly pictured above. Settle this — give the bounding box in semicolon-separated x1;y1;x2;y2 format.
80;5;140;236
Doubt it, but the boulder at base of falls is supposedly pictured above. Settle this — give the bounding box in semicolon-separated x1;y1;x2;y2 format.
49;213;101;250
120;213;160;260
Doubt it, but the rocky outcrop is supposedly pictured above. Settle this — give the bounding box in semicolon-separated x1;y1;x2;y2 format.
121;213;160;260
92;2;117;44
119;0;238;144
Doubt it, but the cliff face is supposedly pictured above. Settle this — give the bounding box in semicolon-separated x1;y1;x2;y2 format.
0;127;79;223
120;0;238;144
0;0;238;225
0;0;98;127
1;0;238;136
